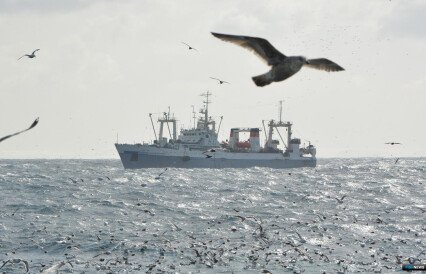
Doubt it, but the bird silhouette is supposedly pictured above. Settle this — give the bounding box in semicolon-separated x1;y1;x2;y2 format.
211;32;344;86
18;49;40;60
334;195;346;204
385;142;401;145
0;117;39;143
181;42;197;51
210;77;230;84
0;259;29;273
202;148;216;154
155;168;168;179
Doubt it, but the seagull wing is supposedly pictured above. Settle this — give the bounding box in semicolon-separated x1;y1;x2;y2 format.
210;77;220;81
181;42;197;50
32;49;40;55
0;132;20;143
0;117;39;143
305;58;344;72
211;32;286;66
22;260;29;273
29;117;39;129
0;260;10;270
18;55;26;60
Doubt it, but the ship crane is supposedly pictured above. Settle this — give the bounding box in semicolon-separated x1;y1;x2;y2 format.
265;100;293;151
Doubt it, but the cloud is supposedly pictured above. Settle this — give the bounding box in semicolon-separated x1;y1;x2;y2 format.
379;0;426;39
0;0;97;13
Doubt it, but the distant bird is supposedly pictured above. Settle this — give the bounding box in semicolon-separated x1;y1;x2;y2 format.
211;32;344;87
395;158;399;164
0;117;39;143
11;208;19;216
18;49;40;60
203;148;216;154
295;231;307;243
334;195;346;204
0;259;29;273
385;142;401;145
155;168;168;179
205;155;213;159
181;42;197;51
40;261;72;274
210;77;230;84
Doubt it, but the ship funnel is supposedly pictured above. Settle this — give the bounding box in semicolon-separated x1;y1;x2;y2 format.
249;128;261;152
229;128;239;149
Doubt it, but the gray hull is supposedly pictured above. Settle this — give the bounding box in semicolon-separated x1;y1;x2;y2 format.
116;145;316;169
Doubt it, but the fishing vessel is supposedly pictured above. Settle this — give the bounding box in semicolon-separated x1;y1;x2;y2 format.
115;92;316;169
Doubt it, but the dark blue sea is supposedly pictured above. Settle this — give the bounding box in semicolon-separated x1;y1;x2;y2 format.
0;158;425;273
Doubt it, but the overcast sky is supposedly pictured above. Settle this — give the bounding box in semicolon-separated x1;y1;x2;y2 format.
0;0;425;158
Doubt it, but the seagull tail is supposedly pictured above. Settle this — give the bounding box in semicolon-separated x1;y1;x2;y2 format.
252;73;273;87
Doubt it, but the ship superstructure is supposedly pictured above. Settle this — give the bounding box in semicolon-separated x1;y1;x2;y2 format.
115;92;316;169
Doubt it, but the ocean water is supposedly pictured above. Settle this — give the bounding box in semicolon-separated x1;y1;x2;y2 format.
0;158;425;273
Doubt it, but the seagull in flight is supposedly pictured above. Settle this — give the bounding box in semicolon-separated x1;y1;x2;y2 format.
0;259;29;273
211;32;344;87
210;77;230;84
202;148;216;154
334;195;346;204
155;168;168;180
18;49;40;60
0;117;39;143
385;142;401;145
181;42;197;51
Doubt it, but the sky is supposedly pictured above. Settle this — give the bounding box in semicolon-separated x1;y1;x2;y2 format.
0;0;425;158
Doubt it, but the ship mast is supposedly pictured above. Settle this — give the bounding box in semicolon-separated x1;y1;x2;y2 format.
191;105;196;129
202;91;211;129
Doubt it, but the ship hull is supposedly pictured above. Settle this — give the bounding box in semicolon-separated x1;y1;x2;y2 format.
115;144;316;169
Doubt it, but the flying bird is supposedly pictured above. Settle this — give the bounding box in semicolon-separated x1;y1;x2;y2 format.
18;49;40;60
155;168;168;179
211;32;344;87
0;117;39;143
210;77;230;84
202;148;216;154
205;155;213;159
385;142;401;145
181;42;197;51
0;259;29;273
334;195;346;204
395;158;399;164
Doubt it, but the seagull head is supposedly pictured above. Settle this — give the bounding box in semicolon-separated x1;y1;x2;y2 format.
298;56;308;64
